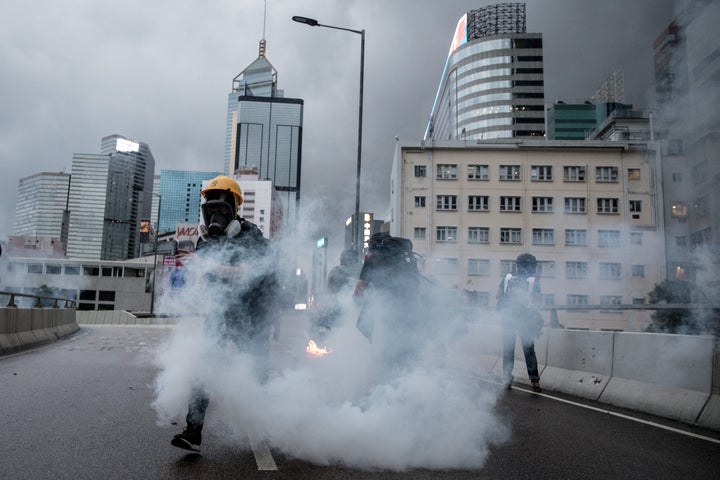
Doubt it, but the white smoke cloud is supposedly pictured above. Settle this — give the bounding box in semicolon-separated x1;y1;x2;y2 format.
151;207;510;470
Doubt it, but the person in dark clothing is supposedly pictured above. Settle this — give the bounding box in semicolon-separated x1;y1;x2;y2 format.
310;249;360;337
496;253;543;393
353;233;424;374
171;175;279;452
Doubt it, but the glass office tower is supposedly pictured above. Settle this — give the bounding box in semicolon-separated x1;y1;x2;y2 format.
158;169;221;233
13;172;71;239
66;135;155;260
224;40;303;235
424;3;545;141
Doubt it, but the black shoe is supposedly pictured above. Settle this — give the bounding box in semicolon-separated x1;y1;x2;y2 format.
531;380;542;393
503;375;513;390
171;426;202;452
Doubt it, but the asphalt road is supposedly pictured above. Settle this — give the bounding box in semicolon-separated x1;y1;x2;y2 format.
1;316;719;480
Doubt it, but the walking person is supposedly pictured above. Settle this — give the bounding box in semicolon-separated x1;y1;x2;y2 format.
171;175;279;452
497;253;544;392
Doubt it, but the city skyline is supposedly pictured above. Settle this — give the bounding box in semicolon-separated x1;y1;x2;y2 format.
1;0;679;254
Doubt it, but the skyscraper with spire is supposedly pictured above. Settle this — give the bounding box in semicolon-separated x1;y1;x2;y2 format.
224;23;304;235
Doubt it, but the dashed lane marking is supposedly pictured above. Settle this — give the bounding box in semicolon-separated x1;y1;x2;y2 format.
247;426;278;471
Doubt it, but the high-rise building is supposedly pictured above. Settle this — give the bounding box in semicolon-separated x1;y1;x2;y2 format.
13;172;71;242
224;38;303;235
653;0;720;280
424;3;545;142
546;101;634;140
158;169;221;233
66;134;155;260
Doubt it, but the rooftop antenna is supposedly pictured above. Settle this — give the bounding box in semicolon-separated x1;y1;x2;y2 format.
259;0;267;56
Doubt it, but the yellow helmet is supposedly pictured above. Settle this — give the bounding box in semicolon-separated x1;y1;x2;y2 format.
201;175;243;207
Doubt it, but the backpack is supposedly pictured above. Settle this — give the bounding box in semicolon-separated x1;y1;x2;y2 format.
367;233;419;277
502;273;536;308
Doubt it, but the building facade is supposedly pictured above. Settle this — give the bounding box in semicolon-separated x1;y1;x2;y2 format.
424;3;545;142
224;40;303;235
66;135;155;261
13;172;71;244
391;140;664;331
653;0;720;280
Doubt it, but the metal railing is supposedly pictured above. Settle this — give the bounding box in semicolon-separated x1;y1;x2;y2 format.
0;290;77;309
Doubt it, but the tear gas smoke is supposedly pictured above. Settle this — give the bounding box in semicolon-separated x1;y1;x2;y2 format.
152;201;510;471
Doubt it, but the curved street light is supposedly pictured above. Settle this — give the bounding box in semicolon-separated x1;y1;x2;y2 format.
292;15;365;258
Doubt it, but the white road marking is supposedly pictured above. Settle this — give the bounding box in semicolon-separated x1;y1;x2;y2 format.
247;428;278;471
504;380;720;444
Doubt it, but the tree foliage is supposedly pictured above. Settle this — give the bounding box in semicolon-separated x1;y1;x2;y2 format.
646;279;717;334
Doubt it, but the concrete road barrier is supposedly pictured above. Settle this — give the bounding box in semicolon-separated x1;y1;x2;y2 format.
541;329;613;400
599;332;714;424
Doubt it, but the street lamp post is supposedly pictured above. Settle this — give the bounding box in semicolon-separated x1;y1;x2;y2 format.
292;15;365;258
150;193;162;316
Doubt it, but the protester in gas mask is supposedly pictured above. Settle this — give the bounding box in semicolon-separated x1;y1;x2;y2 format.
496;253;543;393
171;175;280;452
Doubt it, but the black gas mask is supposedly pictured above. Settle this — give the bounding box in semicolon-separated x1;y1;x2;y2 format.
201;191;236;237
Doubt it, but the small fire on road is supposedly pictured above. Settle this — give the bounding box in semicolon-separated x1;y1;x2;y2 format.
306;340;333;357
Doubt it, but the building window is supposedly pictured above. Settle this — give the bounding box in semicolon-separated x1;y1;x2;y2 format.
598;230;621;247
564;166;585;182
46;264;62;274
599;262;622;279
537;261;555;278
671;202;687;218
436;195;457;210
414;165;426;177
468;164;489;180
631;232;643;245
499;228;522;244
499;165;521;181
597;198;619;214
693;196;709;217
672;172;682;183
436;226;458;242
565;229;587;246
632;265;645;277
414;227;426;240
628;168;641;181
414;196;426;208
632;297;647;305
436;258;458;274
532;196;553;213
566;261;588;278
468;195;489;211
596;166;619;182
500;260;514;275
437;164;458;180
676;236;686;246
690;227;712;247
27;263;43;274
691;160;707;185
600;296;622;305
468;259;490;275
629;200;641;213
532;228;554;245
542;293;555;306
531;165;553;181
567;294;589;306
468;227;490;244
564;197;586;213
499;196;522;212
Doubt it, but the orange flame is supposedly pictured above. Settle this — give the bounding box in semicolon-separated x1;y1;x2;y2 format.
306;339;333;357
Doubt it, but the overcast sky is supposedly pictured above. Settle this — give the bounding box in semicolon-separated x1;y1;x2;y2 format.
0;0;679;254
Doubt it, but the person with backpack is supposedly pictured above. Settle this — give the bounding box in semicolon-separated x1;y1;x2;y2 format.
353;232;424;374
496;253;543;392
170;175;280;452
